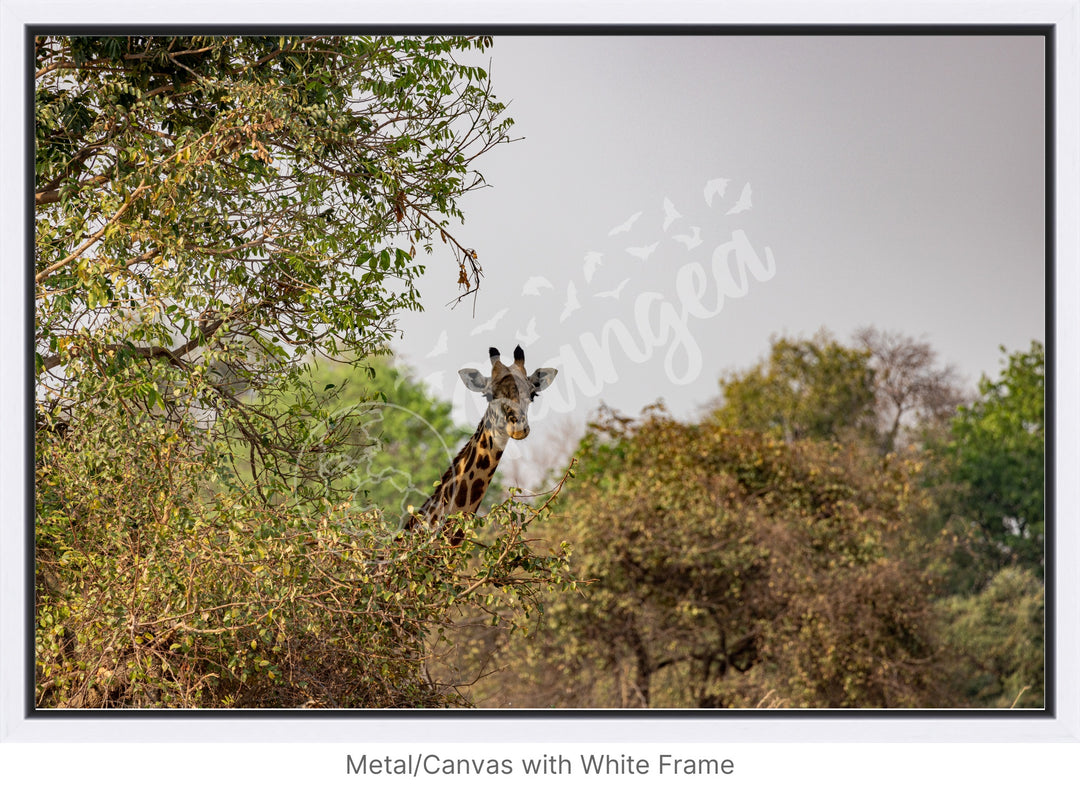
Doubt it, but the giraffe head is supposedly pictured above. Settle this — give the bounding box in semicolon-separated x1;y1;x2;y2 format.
459;345;558;443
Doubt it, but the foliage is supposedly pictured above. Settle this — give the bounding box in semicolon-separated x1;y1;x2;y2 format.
33;35;578;709
712;330;878;445
942;341;1044;578
285;356;487;521
479;405;948;709
714;328;967;457
461;336;1040;709
421;467;581;704
35;401;572;708
33;35;1042;710
36;34;508;464
938;567;1044;708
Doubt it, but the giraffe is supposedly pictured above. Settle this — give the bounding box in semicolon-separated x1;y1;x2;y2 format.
403;345;558;545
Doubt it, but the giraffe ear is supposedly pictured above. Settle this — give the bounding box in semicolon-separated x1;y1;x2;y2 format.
529;368;558;394
459;368;491;394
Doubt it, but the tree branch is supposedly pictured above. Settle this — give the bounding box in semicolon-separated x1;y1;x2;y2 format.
36;181;148;284
35;174;110;206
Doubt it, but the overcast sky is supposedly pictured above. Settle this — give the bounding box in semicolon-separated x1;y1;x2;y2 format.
386;34;1045;467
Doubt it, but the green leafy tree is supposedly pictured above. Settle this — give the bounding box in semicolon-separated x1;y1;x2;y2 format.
34;35;572;708
481;405;947;709
36;35;507;459
938;567;1044;707
943;342;1045;578
712;330;878;445
714;329;965;455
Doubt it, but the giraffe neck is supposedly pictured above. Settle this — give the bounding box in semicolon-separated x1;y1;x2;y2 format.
405;416;506;543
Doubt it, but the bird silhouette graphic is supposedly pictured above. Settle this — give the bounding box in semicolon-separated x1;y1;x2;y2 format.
626;242;659;262
594;277;631;300
704;177;730;207
673;226;702;250
470;308;508;335
425;330;448;358
583;251;604;284
560;281;581;322
726;183;752;215
521;275;555;296
517;315;540;345
608;211;643;236
662;198;682;231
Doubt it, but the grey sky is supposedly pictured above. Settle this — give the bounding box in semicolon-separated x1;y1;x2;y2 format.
390;35;1045;458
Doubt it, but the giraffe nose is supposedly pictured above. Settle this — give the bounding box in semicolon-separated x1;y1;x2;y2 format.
509;424;529;440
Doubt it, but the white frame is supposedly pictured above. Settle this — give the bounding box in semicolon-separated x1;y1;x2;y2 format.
2;1;1076;747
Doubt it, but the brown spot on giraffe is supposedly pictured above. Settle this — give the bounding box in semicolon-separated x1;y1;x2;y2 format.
469;477;485;507
453;483;470;509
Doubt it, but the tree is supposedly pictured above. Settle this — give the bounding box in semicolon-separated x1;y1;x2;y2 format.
482;405;947;709
34;36;573;708
938;567;1044;707
853;327;966;454
712;330;878;445
943;341;1045;578
36;35;507;466
713;328;965;455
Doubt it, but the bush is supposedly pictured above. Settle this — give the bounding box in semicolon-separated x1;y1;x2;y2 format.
938;567;1044;708
464;405;949;708
35;403;571;708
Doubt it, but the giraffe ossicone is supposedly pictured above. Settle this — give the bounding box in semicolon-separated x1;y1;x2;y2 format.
403;345;558;544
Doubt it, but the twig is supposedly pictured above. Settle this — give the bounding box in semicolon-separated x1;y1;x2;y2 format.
1009;685;1031;709
36;181;148;284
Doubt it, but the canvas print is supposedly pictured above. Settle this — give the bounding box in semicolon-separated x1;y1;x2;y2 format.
33;33;1045;709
